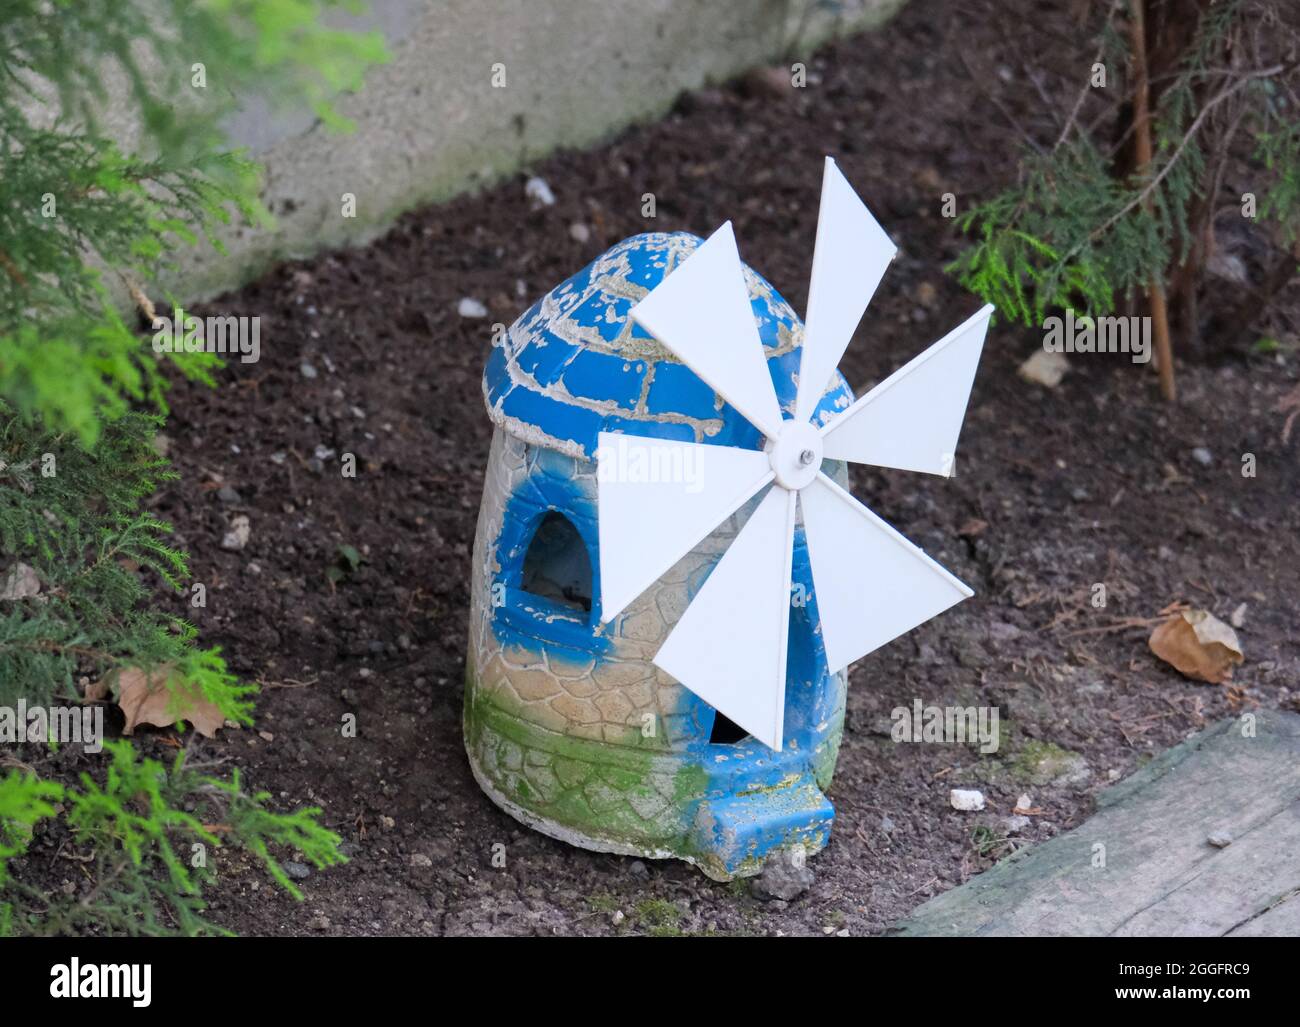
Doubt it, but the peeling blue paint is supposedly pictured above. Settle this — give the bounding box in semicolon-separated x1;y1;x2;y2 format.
471;230;856;878
560;349;647;410
483;231;854;458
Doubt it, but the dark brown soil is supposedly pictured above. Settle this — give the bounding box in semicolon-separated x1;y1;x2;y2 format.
21;0;1300;935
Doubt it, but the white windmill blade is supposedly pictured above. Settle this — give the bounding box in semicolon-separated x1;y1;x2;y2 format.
653;486;796;751
595;433;773;622
793;157;897;425
800;472;972;675
821;304;993;477
630;222;784;440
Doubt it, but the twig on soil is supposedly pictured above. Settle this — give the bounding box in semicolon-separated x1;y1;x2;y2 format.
1060;614;1167;638
259;675;320;690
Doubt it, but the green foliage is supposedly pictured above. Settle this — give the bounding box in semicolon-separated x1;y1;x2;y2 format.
947;141;1161;325
0;408;251;722
949;0;1295;329
949;134;1170;329
1256;121;1300;244
0;0;388;442
0;769;62;933
326;542;365;584
0;743;345;936
633;897;686;937
0;0;383;935
0;772;61;858
0;125;246;441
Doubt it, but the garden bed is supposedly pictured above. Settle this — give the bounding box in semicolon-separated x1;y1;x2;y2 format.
17;0;1300;936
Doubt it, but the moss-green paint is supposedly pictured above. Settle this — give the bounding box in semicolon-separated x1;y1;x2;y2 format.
464;666;711;855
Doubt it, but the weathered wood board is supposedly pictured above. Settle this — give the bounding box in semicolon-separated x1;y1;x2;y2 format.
892;711;1300;937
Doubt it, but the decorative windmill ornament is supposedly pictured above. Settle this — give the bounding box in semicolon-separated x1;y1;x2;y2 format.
597;157;993;751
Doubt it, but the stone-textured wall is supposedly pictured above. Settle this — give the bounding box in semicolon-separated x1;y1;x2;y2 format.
463;425;851;876
464;428;726;859
467;428;735;752
143;0;906;303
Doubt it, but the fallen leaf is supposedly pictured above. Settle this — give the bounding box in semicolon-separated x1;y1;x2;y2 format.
1148;609;1244;684
113;665;227;737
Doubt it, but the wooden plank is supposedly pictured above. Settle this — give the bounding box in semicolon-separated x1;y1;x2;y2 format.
891;711;1300;937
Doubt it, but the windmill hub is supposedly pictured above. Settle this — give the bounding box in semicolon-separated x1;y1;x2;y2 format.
768;419;823;490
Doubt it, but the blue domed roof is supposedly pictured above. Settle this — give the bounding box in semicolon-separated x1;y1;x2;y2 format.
483;232;854;459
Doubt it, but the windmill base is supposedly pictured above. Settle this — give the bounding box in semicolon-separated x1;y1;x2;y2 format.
467;746;833;881
463;680;838;881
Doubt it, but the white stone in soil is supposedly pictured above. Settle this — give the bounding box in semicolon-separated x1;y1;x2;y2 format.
220;515;251;552
950;788;986;811
524;176;556;206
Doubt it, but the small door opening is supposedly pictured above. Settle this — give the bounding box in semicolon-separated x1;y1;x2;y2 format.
520;511;592;613
709;712;750;745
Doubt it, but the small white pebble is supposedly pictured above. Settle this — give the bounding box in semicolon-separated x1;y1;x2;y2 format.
457;297;488;318
524;176;555;206
950;788;986;811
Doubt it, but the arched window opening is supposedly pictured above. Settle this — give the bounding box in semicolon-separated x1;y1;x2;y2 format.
520;512;592;614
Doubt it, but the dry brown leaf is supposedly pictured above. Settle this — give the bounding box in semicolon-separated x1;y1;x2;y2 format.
113;664;227;738
1148;609;1244;684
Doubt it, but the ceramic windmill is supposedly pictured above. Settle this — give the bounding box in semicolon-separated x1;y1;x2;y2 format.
596;157;992;751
